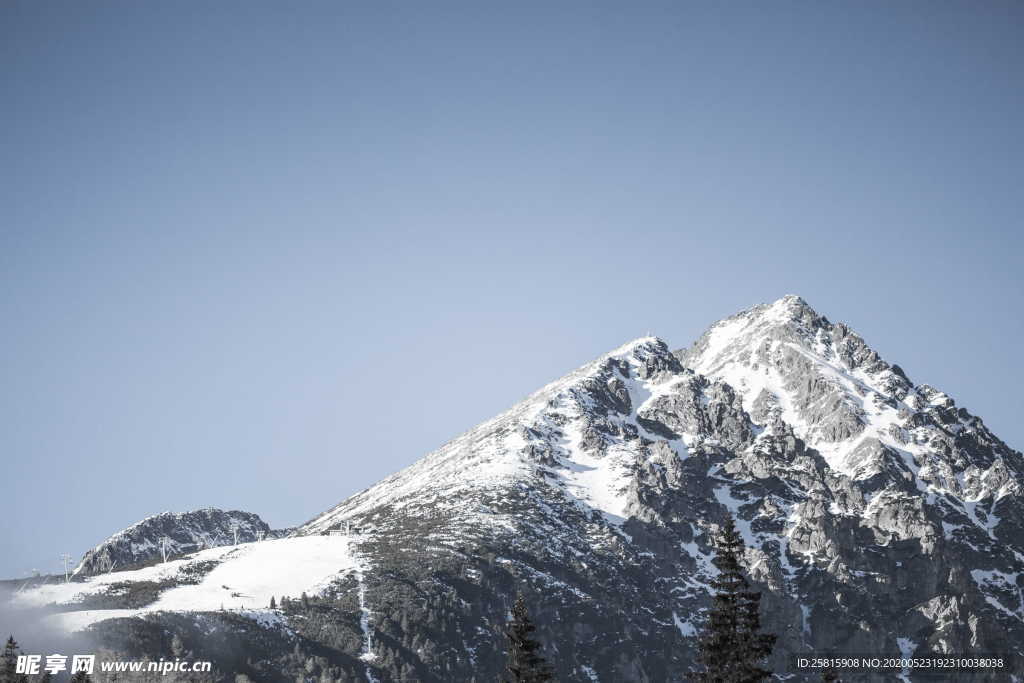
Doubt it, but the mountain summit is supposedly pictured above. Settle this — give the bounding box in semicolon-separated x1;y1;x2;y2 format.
302;335;692;534
10;296;1023;682
683;295;1019;491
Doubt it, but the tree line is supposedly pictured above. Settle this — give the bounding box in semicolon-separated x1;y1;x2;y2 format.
3;512;836;682
1;636;92;683
502;513;839;682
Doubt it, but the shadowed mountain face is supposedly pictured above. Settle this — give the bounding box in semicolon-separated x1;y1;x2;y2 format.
12;297;1023;682
74;509;278;576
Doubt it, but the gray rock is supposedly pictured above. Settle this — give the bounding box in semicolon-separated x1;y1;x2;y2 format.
44;297;1024;682
74;508;280;576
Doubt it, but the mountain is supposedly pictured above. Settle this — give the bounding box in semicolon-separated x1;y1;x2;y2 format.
8;296;1023;682
73;508;285;576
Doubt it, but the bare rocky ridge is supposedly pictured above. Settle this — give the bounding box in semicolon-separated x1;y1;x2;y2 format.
12;296;1023;682
74;508;281;576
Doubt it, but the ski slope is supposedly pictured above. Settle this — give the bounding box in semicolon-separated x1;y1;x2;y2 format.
14;535;364;632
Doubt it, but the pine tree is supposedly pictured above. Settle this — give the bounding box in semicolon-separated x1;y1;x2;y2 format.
691;515;776;682
0;636;14;682
269;596;276;609
504;595;553;682
1;635;28;683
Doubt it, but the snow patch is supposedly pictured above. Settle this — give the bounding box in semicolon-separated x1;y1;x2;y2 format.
13;536;365;633
673;611;696;637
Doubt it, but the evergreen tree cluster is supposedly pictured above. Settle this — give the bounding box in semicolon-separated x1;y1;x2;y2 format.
0;515;778;682
691;514;776;682
503;595;553;682
498;512;778;682
2;636;28;683
2;635;92;683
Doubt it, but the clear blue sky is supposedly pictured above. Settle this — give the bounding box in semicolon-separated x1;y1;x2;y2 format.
2;1;1021;578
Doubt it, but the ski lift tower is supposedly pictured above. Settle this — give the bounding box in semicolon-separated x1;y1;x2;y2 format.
231;522;240;546
160;537;171;563
60;553;72;583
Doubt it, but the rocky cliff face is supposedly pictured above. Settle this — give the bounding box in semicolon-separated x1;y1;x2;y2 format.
292;299;1023;681
16;296;1023;682
74;508;278;576
673;296;1024;671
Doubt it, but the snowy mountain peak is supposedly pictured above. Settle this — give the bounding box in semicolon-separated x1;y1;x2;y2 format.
300;335;688;534
678;297;1020;488
605;334;670;357
680;295;831;375
10;299;1024;681
763;293;819;321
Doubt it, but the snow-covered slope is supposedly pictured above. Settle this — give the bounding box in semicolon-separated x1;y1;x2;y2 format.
16;536;364;634
10;296;1023;682
303;337;697;533
680;295;1022;523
